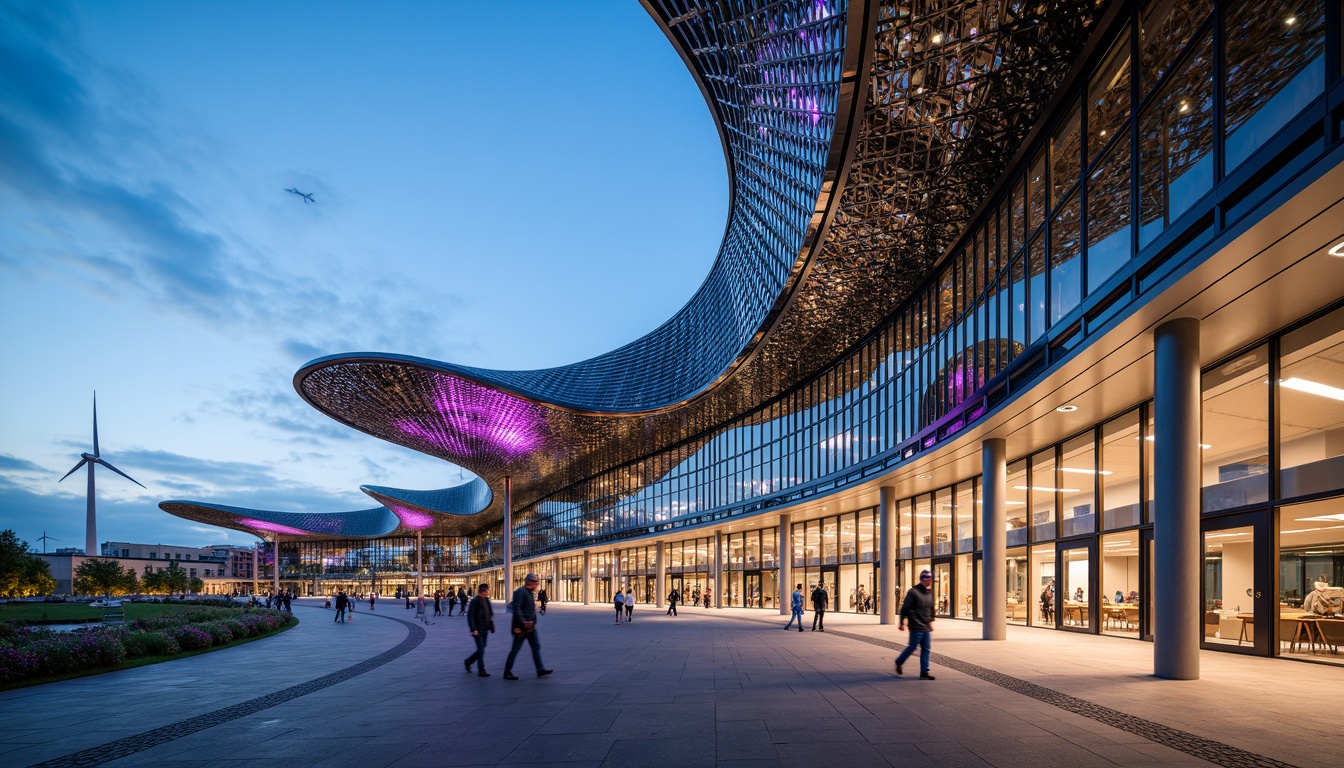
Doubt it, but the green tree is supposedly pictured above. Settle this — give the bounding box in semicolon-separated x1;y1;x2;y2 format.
188;576;204;594
141;568;166;594
73;558;138;596
0;529;56;597
161;560;190;595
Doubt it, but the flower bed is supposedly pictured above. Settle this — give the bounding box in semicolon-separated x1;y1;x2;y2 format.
0;606;294;686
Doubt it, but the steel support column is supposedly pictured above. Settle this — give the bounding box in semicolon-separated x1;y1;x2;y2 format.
778;513;792;615
982;439;1007;640
879;488;897;624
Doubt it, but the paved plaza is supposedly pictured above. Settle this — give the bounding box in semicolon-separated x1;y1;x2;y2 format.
1;601;1337;768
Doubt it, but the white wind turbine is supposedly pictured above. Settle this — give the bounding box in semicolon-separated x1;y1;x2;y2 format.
58;393;144;556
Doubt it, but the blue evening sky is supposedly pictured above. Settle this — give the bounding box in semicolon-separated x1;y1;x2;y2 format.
0;1;726;550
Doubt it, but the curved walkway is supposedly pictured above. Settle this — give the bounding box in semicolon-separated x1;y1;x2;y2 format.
3;601;1336;767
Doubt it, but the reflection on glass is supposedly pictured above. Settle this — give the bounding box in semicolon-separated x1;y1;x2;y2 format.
1224;2;1325;172
1052;104;1081;205
1029;235;1047;342
1201;346;1269;512
1028;151;1047;233
1139;0;1212;97
915;494;932;558
859;509;876;563
1089;29;1131;165
1203;524;1256;647
955;481;975;553
1086;134;1132;293
899;498;913;560
1139;33;1214;248
1050;192;1082;324
1278;306;1344;499
935;487;953;556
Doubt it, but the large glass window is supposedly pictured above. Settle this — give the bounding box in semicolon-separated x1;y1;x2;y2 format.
954;481;975;553
1086;134;1132;294
1060;433;1096;537
914;494;932;558
1139;32;1215;247
1030;546;1057;626
1278;497;1344;666
898;498;913;560
823;518;838;564
1202;346;1269;512
1101;409;1143;530
1061;546;1091;629
1101;531;1141;637
934;487;953;556
1006;548;1029;625
1030;449;1057;542
1006;460;1029;547
1223;1;1326;172
1052;104;1081;205
859;509;876;563
1279;306;1344;499
1050;192;1082;324
1139;0;1212;98
1203;524;1257;647
1088;29;1131;165
840;513;857;564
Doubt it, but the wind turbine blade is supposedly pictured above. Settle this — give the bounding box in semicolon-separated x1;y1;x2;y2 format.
59;458;89;483
96;458;146;489
93;392;101;457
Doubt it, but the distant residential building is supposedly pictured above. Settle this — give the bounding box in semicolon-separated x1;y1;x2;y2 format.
37;541;258;595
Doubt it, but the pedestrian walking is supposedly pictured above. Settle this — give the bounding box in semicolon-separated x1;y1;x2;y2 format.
811;580;829;631
503;573;553;680
464;583;495;677
666;588;679;616
433;590;442;617
334;590;347;623
614;588;625;624
624;588;634;621
458;587;469;616
895;570;936;680
784;583;804;631
369;593;376;611
538;587;549;615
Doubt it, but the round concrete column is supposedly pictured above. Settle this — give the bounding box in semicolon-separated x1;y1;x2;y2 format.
778;512;792;615
879;487;897;624
713;531;724;608
655;544;665;608
1154;317;1201;680
981;438;1007;640
582;550;591;605
611;548;621;594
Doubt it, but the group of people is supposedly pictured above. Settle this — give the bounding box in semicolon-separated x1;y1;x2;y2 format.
613;588;634;623
462;573;553;680
264;589;293;612
663;587;711;616
782;574;938;680
431;588;470;617
783;581;832;632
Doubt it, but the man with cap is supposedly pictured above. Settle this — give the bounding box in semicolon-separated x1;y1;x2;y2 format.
503;573;554;680
895;570;936;680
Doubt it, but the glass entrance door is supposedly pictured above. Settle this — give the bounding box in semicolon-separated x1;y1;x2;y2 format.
745;572;763;607
932;559;953;618
643;575;656;605
1202;513;1271;655
820;567;838;613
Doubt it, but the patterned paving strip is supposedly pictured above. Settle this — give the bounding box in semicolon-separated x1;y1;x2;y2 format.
29;611;426;768
730;614;1297;768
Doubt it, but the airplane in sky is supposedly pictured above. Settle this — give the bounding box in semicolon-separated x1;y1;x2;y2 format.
284;187;315;204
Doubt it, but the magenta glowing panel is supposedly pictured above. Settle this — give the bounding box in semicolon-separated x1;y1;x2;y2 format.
391;505;436;530
239;518;311;536
393;373;544;461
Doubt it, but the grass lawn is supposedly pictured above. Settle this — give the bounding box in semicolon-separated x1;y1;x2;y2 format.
0;601;230;624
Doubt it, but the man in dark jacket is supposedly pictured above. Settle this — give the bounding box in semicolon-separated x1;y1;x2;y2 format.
895;570;936;679
503;574;553;680
334;590;347;623
463;583;495;676
810;581;829;631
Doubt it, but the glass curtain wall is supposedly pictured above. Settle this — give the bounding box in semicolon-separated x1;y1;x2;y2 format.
722;528;778;609
791;508;880;613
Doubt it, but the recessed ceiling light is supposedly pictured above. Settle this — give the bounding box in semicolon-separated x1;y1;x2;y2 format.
1056;404;1078;412
1329;240;1344;257
917;473;932;479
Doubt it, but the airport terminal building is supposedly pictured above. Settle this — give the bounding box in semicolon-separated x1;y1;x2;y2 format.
163;0;1344;676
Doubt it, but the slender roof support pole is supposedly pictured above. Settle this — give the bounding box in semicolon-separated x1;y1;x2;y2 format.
982;439;1007;640
253;540;259;597
778;512;792;615
416;530;423;598
880;488;897;625
272;534;281;596
1154;317;1201;680
502;476;512;595
582;550;591;605
612;548;621;594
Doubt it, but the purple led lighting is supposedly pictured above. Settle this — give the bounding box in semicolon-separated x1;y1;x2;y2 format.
392;505;435;530
239;518;310;536
394;374;544;460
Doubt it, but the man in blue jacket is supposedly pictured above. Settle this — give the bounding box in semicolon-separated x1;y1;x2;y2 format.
783;583;805;631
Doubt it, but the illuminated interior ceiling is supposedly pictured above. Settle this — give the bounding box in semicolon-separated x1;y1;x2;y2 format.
159;476;493;539
295;0;1105;531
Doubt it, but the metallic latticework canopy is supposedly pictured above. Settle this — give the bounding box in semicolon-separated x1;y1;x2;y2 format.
292;0;1106;539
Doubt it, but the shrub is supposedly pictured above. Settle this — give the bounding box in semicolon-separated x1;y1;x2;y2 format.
123;631;180;658
0;646;40;682
221;619;248;641
173;626;213;651
197;621;233;646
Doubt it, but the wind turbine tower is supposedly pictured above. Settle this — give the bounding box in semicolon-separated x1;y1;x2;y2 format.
59;394;144;556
